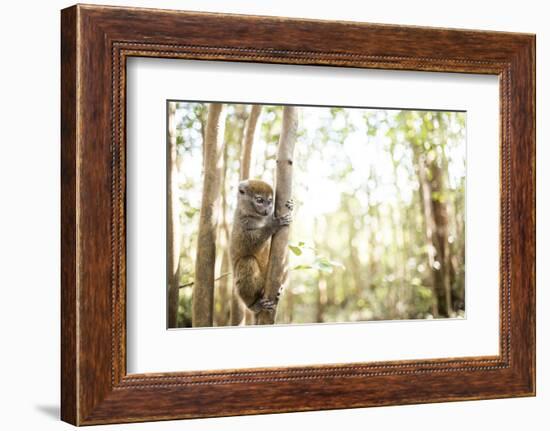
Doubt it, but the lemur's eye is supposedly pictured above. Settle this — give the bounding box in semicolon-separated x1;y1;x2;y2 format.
256;197;264;204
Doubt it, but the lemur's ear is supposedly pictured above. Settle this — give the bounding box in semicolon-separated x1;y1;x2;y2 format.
238;180;248;195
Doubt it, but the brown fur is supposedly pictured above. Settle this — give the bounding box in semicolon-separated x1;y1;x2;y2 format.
246;179;273;195
230;179;292;313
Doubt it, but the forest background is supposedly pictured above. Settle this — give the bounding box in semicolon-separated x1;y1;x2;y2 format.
167;102;466;328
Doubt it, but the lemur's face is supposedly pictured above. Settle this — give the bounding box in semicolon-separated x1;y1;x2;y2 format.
238;180;274;216
250;192;273;216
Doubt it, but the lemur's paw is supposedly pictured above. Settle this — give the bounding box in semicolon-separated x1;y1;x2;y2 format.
277;212;293;226
258;298;276;311
285;199;295;211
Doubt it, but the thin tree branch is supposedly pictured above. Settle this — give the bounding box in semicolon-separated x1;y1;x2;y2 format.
180;272;231;289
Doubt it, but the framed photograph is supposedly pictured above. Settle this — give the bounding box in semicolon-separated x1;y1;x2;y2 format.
61;4;535;425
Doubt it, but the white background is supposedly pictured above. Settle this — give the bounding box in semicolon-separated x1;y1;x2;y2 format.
127;59;499;373
0;0;547;430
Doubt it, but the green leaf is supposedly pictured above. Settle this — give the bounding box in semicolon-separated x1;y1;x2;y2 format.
291;264;312;271
288;245;303;256
311;256;345;274
312;257;333;273
184;208;199;218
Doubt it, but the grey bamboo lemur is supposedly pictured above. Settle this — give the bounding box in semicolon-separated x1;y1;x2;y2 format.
230;179;294;313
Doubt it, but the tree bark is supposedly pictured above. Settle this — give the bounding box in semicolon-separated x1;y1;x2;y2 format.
215;247;231;326
413;147;452;318
231;105;262;325
451;180;465;311
167;102;181;328
285;288;294;324
414;150;440;317
240;105;262;181
256;106;298;325
316;276;327;323
215;137;231;326
193;103;226;327
342;195;364;299
429;160;452;317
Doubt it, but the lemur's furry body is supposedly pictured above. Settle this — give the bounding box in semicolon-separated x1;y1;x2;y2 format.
230;179;293;312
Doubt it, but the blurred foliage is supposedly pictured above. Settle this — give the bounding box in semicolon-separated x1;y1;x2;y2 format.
169;102;466;327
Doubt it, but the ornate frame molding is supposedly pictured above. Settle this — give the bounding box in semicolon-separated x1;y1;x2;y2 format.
61;5;534;425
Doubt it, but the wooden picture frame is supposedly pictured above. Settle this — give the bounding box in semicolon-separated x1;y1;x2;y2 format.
61;4;535;425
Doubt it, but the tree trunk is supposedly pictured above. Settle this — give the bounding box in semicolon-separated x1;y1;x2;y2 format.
215;137;232;326
167;102;181;328
451;180;465;311
389;160;408;319
216;247;231;326
414;151;440;317
413;146;452;318
313;218;327;323
365;174;379;309
198;105;207;167
285;288;294;324
429;161;452;317
231;105;262;325
193;103;226;327
316;276;327;323
342;195;364;299
240;105;262;180
256;106;298;325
